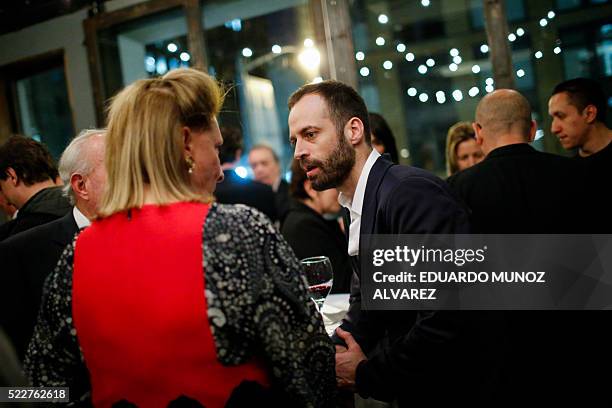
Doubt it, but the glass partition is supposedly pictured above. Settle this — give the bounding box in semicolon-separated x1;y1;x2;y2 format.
15;66;75;159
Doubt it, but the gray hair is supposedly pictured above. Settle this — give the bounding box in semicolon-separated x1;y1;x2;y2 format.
250;144;280;163
59;129;106;205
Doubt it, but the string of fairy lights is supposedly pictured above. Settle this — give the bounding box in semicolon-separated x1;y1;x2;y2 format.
355;4;564;106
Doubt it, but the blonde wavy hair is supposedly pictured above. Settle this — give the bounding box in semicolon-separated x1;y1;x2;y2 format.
98;68;224;217
445;121;475;176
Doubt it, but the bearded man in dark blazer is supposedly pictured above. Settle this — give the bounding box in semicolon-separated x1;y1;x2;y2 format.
0;129;106;360
288;81;505;407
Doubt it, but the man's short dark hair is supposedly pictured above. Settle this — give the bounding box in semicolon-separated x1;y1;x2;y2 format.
552;78;607;123
218;126;243;164
289;158;309;201
288;80;371;145
0;135;58;185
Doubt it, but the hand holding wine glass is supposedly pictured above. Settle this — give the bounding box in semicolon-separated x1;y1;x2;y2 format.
300;256;334;312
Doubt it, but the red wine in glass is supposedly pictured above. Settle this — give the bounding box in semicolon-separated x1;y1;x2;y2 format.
309;280;333;302
300;256;334;312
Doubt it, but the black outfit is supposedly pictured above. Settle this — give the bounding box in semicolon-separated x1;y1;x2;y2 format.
576;139;612;232
448;143;585;233
0;219;14;241
578;138;612;173
281;200;351;293
0;186;71;241
337;155;504;407
215;170;278;221
0;327;28;388
275;179;291;225
0;211;79;360
448;143;609;406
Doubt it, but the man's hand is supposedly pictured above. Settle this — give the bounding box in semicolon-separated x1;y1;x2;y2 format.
335;327;366;390
335;345;347;353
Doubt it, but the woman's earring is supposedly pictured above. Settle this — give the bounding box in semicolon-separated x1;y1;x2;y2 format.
186;156;195;174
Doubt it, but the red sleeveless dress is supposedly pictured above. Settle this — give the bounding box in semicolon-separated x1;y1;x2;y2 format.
72;202;269;407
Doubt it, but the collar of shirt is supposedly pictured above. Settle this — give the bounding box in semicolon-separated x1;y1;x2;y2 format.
338;149;381;217
338;149;381;256
73;206;91;229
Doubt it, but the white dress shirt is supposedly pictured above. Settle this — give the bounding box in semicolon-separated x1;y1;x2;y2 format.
338;149;381;256
73;206;91;229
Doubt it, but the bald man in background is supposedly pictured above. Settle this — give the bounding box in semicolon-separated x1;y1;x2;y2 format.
448;89;607;406
448;89;584;232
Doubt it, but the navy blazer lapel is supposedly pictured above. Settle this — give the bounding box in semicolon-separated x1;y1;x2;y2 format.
360;156;394;237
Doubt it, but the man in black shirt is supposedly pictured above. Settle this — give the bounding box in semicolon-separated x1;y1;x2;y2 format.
549;78;611;231
549;78;611;160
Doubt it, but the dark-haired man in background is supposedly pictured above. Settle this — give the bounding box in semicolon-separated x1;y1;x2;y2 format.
0;135;70;241
549;78;611;231
215;126;278;221
549;78;611;161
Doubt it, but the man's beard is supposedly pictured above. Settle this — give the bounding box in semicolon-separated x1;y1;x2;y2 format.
302;133;355;191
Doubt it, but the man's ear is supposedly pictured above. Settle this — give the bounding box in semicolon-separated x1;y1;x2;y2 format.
345;117;365;146
472;123;484;146
5;168;19;186
583;104;598;124
70;173;87;201
528;120;537;142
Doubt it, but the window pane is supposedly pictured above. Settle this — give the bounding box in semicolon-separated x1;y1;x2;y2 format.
98;8;189;101
555;0;581;10
16;66;74;160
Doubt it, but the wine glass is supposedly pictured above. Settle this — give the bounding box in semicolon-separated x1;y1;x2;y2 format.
300;256;334;312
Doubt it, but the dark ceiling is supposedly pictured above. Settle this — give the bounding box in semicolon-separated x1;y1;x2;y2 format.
0;0;105;35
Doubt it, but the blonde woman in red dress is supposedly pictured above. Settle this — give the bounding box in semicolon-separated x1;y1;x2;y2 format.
25;68;335;408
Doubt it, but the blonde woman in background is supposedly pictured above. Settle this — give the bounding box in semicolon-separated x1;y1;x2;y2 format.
25;68;335;408
445;121;484;176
